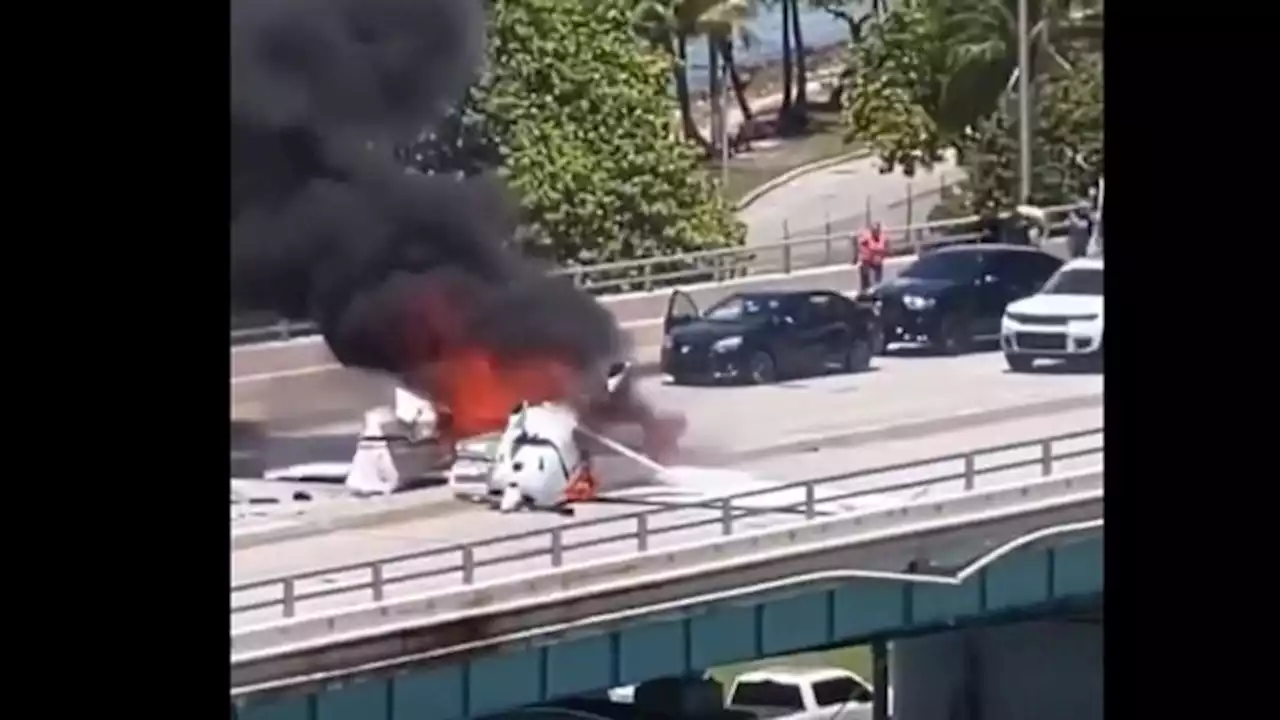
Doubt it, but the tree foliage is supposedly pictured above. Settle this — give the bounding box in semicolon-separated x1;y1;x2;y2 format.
841;0;1102;212
407;0;744;268
840;0;1099;177
956;52;1103;213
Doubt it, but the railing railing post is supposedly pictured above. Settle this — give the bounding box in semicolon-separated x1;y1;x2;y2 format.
460;545;476;583
636;513;649;552
550;528;564;567
804;482;816;520
721;500;734;535
963;453;976;491
1040;441;1054;476
371;563;384;602
282;579;296;618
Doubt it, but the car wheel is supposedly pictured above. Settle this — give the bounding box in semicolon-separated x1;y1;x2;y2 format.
747;351;777;385
1005;353;1036;373
935;315;972;356
842;338;874;373
1079;346;1103;372
868;323;887;356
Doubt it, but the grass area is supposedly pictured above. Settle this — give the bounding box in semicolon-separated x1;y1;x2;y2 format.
705;644;873;690
703;110;862;203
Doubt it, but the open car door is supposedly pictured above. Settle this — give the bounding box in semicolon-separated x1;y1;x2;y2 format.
664;290;700;333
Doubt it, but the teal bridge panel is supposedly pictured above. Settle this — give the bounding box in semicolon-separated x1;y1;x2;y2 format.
238;535;1102;720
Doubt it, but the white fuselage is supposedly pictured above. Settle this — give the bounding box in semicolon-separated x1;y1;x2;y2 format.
1000;293;1103;357
490;402;587;512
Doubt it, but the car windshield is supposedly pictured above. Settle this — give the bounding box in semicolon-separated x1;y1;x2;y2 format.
1042;267;1103;296
900;251;981;281
703;295;778;321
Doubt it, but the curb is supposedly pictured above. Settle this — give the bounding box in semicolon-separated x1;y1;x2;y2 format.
232;391;1101;550
735;147;874;211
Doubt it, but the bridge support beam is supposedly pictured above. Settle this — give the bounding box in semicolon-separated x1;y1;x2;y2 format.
890;619;1101;720
871;639;890;720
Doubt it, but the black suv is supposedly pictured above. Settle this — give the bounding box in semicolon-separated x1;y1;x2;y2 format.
661;290;884;385
863;244;1063;354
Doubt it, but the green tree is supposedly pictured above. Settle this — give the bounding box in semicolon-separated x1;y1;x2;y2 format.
840;0;1102;177
954;52;1103;214
477;0;744;267
641;0;758;152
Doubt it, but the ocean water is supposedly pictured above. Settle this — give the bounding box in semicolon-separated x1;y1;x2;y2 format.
684;6;854;91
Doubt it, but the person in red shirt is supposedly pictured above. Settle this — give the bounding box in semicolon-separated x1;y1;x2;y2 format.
856;222;888;290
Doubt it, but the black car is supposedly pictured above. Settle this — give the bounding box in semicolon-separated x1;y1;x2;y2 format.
865;244;1063;354
660;290;884;385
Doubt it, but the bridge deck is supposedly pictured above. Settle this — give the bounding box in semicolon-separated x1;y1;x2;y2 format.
231;406;1102;630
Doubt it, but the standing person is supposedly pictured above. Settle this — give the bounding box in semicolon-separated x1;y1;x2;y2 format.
1065;202;1092;258
856;222;888;291
1086;181;1104;257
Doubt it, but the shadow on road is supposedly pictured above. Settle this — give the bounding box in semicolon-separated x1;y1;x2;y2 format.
883;343;1002;358
1003;361;1103;376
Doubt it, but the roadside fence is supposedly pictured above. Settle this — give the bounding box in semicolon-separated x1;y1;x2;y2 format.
231;176;1072;346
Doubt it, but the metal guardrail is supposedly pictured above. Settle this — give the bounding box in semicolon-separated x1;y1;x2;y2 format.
230;201;1078;346
231;427;1102;621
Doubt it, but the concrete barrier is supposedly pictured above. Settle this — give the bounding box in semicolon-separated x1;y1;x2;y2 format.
231;468;1102;657
232;238;1071;425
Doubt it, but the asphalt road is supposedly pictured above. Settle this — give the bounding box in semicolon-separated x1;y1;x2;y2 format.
231;403;1102;630
739;153;962;247
250;348;1104;471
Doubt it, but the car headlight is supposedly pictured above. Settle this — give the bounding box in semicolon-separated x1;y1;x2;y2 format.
662;334;674;349
712;336;743;352
902;295;936;310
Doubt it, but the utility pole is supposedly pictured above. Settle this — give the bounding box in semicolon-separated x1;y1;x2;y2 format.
1016;0;1032;203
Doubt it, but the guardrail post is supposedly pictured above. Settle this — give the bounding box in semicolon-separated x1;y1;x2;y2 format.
282;579;296;618
370;563;384;602
906;184;918;255
781;220;793;274
1040;441;1054;476
550;528;564;567
823;210;833;265
804;483;816;520
636;513;649;551
963;454;976;490
721;500;734;535
461;546;475;584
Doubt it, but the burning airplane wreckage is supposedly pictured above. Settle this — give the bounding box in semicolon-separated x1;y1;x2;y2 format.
231;0;769;516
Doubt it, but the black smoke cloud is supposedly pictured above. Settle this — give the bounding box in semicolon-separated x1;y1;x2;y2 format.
230;0;623;378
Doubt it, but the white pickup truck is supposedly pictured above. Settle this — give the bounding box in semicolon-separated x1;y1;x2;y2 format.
726;667;885;720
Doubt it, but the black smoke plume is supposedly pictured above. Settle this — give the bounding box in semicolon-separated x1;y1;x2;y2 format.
230;0;623;379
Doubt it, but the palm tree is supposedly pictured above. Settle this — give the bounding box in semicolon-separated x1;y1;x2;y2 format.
789;0;809;113
690;0;757;153
674;0;757;153
779;0;794;114
919;0;1103;141
641;0;757;152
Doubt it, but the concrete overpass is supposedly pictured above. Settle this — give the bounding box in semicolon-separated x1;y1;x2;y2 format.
231;431;1102;720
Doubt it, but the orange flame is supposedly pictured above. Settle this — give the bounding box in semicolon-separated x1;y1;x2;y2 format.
403;287;685;459
409;349;579;440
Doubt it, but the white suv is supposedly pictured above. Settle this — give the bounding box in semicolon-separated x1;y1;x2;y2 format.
1000;257;1103;372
